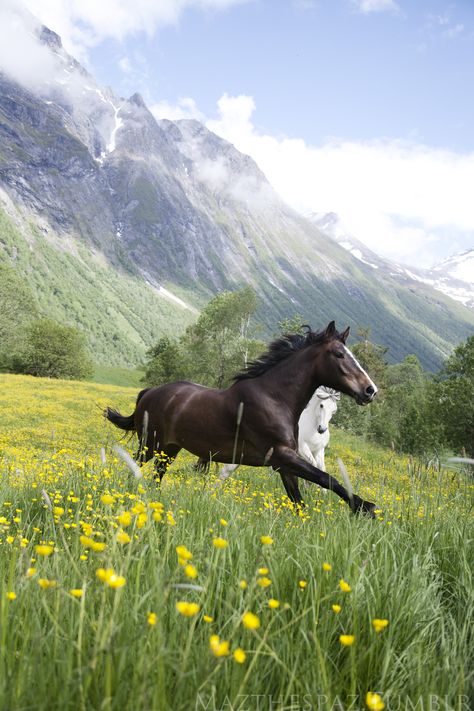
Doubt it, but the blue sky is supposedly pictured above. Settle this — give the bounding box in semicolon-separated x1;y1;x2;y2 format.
11;1;474;268
88;0;474;153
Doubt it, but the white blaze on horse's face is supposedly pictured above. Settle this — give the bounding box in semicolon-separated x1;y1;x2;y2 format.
340;344;378;405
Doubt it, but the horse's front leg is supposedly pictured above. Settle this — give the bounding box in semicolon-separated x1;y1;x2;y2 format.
271;446;376;516
279;473;303;505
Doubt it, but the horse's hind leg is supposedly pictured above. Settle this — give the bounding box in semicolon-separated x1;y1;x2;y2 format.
154;445;181;484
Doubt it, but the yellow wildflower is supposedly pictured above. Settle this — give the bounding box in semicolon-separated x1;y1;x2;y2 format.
6;592;17;601
209;635;230;657
339;634;355;646
372;619;389;633
233;648;246;664
203;615;214;623
69;589;84;598
322;562;332;571
147;612;157;626
53;507;64;516
26;567;36;578
241;611;260;630
80;535;106;552
258;567;269;575
220;518;228;526
176;601;200;617
118;511;132;527
35;544;54;557
366;693;385;711
101;494;115;505
238;579;248;590
176;545;193;561
184;564;198;579
38;578;57;589
260;535;273;545
257;576;272;588
298;580;307;589
339;579;352;593
117;530;131;544
332;604;342;614
212;537;228;549
268;599;280;609
95;568;126;589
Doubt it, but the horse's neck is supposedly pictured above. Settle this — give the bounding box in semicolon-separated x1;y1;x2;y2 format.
305;392;324;423
263;347;321;419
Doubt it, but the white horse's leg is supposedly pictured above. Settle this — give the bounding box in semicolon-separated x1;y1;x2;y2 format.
218;463;239;481
299;442;318;489
314;449;329;495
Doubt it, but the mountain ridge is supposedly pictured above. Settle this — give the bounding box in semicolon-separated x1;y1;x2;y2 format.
1;15;474;370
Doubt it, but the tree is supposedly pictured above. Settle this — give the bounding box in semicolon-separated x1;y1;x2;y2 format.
0;263;38;371
143;336;189;386
142;287;264;388
13;319;94;380
430;335;474;456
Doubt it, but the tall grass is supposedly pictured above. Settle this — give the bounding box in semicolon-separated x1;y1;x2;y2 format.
0;375;472;710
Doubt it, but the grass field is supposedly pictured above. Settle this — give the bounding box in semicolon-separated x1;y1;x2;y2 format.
0;374;472;711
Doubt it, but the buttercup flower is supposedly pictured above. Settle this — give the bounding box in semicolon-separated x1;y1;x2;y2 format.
268;598;280;609
209;635;230;657
372;618;389;633
339;634;355;646
322;562;332;572
366;692;385;711
233;648;246;664
260;535;273;545
69;589;84;598
35;545;54;557
176;601;200;617
96;568;126;589
6;591;17;601
147;612;157;626
242;611;260;630
212;537;228;549
339;579;352;593
332;604;342;614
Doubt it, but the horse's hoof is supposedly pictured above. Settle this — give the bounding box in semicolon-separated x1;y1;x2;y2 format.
351;496;377;518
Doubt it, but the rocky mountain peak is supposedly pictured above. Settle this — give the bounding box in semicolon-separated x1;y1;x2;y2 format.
39;25;62;51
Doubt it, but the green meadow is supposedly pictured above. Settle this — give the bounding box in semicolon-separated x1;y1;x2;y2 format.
0;374;472;711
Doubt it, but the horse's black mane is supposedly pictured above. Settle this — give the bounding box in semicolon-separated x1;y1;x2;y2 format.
234;326;337;382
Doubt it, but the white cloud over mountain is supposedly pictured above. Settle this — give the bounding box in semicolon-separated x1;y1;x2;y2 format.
203;94;473;266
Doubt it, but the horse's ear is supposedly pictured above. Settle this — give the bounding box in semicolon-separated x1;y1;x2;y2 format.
340;326;350;343
325;321;336;338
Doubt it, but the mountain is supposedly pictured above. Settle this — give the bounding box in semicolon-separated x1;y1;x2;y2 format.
311;213;474;310
1;17;474;370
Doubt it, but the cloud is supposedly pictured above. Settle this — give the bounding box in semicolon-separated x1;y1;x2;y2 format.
351;0;399;14
206;94;474;266
24;0;251;61
151;97;205;121
0;2;61;89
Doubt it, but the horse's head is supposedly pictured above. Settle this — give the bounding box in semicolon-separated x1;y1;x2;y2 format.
316;322;378;406
314;386;339;433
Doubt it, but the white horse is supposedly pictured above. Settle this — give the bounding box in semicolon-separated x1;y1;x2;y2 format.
218;386;340;481
298;386;340;470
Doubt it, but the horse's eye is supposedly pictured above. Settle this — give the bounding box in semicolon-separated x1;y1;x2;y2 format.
334;351;344;359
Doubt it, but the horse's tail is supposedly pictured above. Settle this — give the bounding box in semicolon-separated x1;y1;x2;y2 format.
105;388;151;432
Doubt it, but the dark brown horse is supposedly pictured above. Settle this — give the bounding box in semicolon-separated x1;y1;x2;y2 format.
105;322;378;514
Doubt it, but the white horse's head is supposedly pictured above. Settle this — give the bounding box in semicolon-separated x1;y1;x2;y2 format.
314;386;340;434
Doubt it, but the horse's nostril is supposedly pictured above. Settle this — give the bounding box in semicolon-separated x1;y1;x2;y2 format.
365;385;375;396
